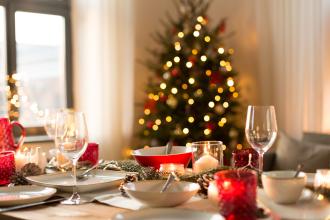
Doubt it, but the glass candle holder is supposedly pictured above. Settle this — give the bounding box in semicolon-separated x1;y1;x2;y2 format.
79;143;99;166
159;163;185;175
0;151;15;185
314;169;330;200
232;148;259;168
214;169;257;220
192;141;223;173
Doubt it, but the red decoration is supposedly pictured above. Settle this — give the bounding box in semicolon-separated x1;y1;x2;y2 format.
146;121;154;129
159;94;168;102
210;71;224;85
215;170;257;220
219;18;227;33
0;117;25;152
188;56;197;64
79;143;99;166
171;68;180;77
232;148;259;168
144;99;157;112
0;151;15;185
206;122;216;131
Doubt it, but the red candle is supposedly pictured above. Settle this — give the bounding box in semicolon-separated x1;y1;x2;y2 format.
79;143;99;165
214;170;257;220
0;151;15;185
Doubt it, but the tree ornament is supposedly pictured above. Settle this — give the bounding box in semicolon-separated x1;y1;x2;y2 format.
210;71;224;85
119;174;138;197
146;121;154;129
218;18;227;33
144;99;157;112
197;173;214;196
206;122;216;131
171;68;180;77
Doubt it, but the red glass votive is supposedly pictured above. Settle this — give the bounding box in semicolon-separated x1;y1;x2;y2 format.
214;170;257;220
232;148;258;168
0;151;15;185
79;143;99;165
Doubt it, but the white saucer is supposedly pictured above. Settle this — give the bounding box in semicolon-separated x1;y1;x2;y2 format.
114;208;224;220
0;185;56;206
26;170;127;193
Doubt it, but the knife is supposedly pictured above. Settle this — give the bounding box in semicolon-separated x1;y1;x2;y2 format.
0;196;65;213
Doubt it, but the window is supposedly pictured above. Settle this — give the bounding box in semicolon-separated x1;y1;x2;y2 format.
0;0;72;138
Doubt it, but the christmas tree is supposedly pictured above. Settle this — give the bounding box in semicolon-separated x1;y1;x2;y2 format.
137;0;244;158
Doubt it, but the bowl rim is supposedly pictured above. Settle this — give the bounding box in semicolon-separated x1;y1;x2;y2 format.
132;146;194;157
262;170;306;180
123;180;200;194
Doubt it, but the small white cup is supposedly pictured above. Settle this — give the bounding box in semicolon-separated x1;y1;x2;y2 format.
262;170;307;204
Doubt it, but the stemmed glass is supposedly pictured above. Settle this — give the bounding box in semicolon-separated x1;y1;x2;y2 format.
44;109;58;139
55;111;88;205
245;105;277;172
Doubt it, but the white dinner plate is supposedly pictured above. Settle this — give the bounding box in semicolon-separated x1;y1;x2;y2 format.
258;188;330;220
114;208;225;220
26;170;127;193
0;185;56;206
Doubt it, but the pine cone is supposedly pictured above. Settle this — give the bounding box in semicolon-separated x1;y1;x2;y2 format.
119;174;138;197
139;167;161;180
10;171;29;185
197;173;214;196
21;163;42;176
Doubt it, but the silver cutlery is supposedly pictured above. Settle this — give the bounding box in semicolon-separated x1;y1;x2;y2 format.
165;141;173;155
77;159;104;180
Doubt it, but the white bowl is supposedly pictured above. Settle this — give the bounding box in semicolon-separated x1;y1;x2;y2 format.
123;180;200;207
262;170;307;204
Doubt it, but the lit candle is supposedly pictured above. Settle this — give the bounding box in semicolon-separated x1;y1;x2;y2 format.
214;170;257;219
194;154;219;173
159;163;185;175
207;181;218;204
15;148;28;171
38;152;47;171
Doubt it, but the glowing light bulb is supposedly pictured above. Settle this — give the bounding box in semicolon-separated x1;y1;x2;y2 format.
204;129;211;135
160;83;167;90
237;144;243;150
182;84;188;90
138;118;145;125
152;125;158;131
220;60;226;67
166;61;173;67
215;95;221;101
204;36;211;42
204;115;210;121
217;87;224;94
155;119;161;125
206;70;212;76
183;128;189;134
223;102;229;108
233;92;239;98
178;32;184;38
171;87;178;94
200;55;207;62
144;109;151;115
188;77;195;85
175;42;181;51
192;49;198;55
195;24;202;30
174;56;180;63
188;117;194;123
193;31;200;37
208;101;215;108
218;48;225;54
227;77;234;87
197;16;204;23
188;98;194;105
186;61;193;68
166;116;172;122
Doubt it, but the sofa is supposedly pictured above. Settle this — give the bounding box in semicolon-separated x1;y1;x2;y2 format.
263;132;330;172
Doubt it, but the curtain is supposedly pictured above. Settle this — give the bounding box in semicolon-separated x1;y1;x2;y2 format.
71;0;134;159
255;0;327;139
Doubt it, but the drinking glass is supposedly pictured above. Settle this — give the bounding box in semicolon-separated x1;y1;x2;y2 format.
55;111;88;205
245;105;277;172
44;109;58;139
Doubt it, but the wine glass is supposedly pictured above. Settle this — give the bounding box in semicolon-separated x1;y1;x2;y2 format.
245;105;277;172
55;111;88;205
44;109;58;139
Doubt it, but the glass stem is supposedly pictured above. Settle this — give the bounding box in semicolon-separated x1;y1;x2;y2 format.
72;158;78;195
258;152;264;173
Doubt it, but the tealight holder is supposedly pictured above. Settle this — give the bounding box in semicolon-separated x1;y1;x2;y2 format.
214;169;257;220
191;141;223;173
79;143;99;166
314;169;330;200
0;151;15;185
159;163;185;175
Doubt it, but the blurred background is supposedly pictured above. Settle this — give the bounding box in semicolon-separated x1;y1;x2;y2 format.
1;0;330;160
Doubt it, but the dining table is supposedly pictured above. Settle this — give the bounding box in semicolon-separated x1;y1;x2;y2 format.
0;186;329;220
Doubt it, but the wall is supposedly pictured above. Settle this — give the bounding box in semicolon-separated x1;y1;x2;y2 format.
132;0;259;146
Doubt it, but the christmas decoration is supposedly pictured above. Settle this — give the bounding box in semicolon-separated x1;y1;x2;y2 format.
137;0;244;161
119;173;139;197
10;163;42;185
196;173;214;196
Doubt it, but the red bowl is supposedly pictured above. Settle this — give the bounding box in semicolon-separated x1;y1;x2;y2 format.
132;146;193;169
